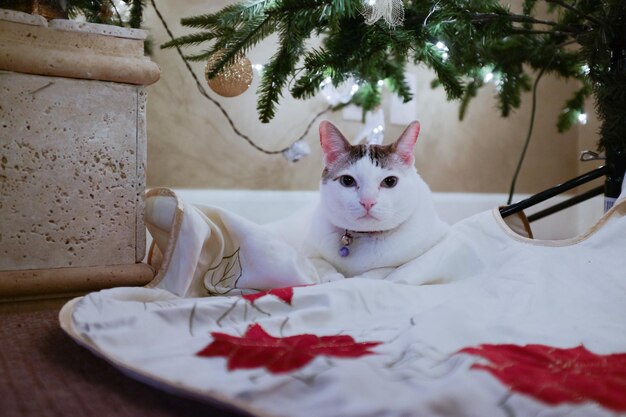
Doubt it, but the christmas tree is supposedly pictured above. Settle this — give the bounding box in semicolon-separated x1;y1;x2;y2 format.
161;0;626;158
2;0;145;28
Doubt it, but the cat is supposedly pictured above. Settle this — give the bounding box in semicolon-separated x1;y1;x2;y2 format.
305;120;449;279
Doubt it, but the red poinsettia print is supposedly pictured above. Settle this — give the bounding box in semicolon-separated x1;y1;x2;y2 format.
242;287;295;305
460;344;626;411
197;323;381;373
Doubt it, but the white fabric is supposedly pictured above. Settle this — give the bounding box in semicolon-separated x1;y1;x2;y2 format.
60;190;626;417
144;189;318;297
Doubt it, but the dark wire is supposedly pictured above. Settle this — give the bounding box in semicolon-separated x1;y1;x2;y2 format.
506;64;549;205
149;0;330;155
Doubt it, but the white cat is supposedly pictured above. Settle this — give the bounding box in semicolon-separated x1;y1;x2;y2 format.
306;120;449;279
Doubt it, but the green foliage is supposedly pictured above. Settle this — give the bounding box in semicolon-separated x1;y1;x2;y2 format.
127;0;144;28
557;83;592;133
351;82;382;114
1;0;146;28
163;0;626;152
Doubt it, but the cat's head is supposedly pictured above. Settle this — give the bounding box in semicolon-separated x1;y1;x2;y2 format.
318;120;425;232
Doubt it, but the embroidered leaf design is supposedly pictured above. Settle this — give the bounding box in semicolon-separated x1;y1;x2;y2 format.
205;248;242;295
242;287;295;305
197;323;381;373
460;344;626;411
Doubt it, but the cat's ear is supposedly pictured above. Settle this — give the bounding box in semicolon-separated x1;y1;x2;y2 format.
392;121;420;166
319;121;350;166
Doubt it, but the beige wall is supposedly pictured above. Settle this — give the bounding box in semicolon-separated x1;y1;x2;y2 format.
144;1;597;195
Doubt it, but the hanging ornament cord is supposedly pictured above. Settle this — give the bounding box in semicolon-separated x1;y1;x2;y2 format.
149;0;330;156
506;59;552;205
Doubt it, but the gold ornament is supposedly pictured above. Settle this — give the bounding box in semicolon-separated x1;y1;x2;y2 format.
205;53;253;97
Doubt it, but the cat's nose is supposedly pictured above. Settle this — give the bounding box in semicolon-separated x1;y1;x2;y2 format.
360;200;376;211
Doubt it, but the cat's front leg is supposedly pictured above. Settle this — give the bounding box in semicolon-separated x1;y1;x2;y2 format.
356;267;395;280
309;257;346;282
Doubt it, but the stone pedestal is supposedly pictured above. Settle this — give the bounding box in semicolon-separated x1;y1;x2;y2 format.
0;9;159;300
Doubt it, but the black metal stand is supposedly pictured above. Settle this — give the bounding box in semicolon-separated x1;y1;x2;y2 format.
526;185;604;222
604;26;626;210
501;24;626;221
499;166;608;219
604;150;626;211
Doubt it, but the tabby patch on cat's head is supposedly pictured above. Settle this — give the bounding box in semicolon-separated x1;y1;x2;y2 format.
319;120;420;182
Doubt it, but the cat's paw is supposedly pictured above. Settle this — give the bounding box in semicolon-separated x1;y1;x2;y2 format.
310;257;346;282
322;271;346;282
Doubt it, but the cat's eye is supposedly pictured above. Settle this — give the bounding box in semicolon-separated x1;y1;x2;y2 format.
381;176;398;188
339;175;356;187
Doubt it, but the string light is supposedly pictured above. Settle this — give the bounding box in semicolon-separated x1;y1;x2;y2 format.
320;76;360;106
353;108;385;145
282;139;311;163
368;123;385;145
563;108;589;125
494;77;503;92
150;0;330;161
435;41;449;61
111;0;131;20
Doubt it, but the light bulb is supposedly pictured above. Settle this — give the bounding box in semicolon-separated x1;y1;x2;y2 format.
434;41;449;61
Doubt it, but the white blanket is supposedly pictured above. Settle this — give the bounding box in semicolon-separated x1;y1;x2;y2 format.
60;188;626;417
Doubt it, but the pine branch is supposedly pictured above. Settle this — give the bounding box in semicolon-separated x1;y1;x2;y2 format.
187;13;274;69
543;0;604;26
508;28;573;36
472;12;560;27
290;72;327;100
416;42;464;100
523;0;539;16
160;32;217;49
290;49;330;99
257;15;310;122
557;82;592;132
128;0;144;28
496;71;532;117
382;61;412;102
180;1;273;29
459;79;479;120
351;82;382;112
151;0;620;142
179;12;219;29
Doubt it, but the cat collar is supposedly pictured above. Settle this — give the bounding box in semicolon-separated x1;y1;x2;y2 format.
339;229;387;257
339;231;354;257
